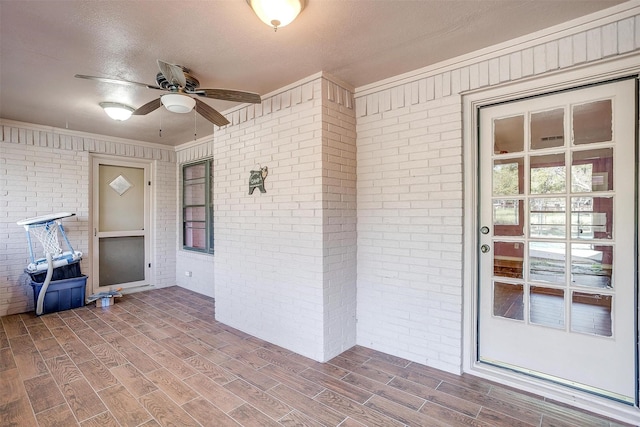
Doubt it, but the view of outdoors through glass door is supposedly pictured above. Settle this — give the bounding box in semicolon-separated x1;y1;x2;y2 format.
478;79;637;403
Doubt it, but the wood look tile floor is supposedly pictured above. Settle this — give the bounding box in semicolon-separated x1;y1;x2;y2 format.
0;286;634;427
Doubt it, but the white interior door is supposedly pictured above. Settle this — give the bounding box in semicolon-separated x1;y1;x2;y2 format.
92;156;150;291
478;79;637;403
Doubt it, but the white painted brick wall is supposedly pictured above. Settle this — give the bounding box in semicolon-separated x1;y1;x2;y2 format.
0;124;177;316
355;8;640;374
175;75;357;362
321;79;357;360
356;96;463;373
153;160;177;291
0;142;89;316
178;78;327;360
175;250;215;298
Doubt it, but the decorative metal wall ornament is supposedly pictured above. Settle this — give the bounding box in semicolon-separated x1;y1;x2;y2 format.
249;166;268;194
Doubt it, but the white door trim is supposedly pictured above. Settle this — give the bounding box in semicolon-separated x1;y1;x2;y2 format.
90;154;153;293
462;56;640;424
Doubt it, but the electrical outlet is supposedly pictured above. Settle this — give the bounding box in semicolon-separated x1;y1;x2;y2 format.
185;271;192;277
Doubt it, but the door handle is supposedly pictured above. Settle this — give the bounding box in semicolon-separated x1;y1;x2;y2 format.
480;226;490;234
480;244;490;253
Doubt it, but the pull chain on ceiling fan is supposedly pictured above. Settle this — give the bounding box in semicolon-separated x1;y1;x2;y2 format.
75;60;261;127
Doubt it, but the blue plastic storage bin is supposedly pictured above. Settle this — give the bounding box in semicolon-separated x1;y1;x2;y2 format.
27;260;82;283
31;275;87;315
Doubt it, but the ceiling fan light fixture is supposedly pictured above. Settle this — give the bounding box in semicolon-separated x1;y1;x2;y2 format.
247;0;306;31
99;102;134;121
161;93;196;113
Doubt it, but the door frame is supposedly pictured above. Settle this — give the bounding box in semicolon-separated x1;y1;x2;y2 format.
462;56;640;423
90;154;153;293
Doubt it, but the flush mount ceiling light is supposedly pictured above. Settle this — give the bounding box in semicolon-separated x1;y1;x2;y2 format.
99;102;134;121
161;93;196;113
247;0;306;31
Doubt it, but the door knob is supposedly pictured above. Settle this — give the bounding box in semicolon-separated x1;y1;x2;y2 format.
480;226;490;234
480;244;490;253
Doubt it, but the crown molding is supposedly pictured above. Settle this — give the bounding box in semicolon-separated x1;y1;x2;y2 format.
0;118;173;152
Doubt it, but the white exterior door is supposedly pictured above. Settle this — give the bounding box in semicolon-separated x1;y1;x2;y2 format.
478;79;637;403
92;156;150;291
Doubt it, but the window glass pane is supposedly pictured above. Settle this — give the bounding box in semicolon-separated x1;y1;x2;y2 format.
494;115;524;154
494;241;524;279
184;183;205;205
531;108;564;150
493;282;523;320
573;99;612;145
530;286;565;329
529;242;566;285
99;236;145;286
571;292;612;336
99;165;144;232
571;244;613;289
529;198;565;239
570;196;612;240
530;153;565;194
493;158;523;196
493;199;524;236
184;163;206;180
185;207;206;221
184;222;206;249
571;148;613;192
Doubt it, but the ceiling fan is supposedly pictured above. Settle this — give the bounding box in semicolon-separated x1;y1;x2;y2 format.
75;60;261;126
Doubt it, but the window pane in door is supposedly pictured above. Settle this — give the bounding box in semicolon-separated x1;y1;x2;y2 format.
571;148;613;192
494;282;524;320
530;198;566;238
573;99;612;145
571;244;613;289
571;292;612;336
493;158;524;196
530;153;566;194
494;241;524;278
530;286;565;329
99;165;144;232
529;242;566;284
570;196;612;240
494;115;524;154
493;199;524;236
99;236;145;286
531;108;565;150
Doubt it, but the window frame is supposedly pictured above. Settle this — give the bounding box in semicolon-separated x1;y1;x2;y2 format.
181;159;214;254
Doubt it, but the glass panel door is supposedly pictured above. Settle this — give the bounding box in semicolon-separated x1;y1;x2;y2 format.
478;79;636;403
92;159;149;290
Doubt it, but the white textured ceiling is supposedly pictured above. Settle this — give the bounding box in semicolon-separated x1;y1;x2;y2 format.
0;0;629;146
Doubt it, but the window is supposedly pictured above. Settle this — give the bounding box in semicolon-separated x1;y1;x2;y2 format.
182;159;213;253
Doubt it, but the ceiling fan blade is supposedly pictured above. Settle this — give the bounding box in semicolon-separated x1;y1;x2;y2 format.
188;88;261;104
132;98;162;116
157;60;187;88
195;98;230;127
74;74;163;91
